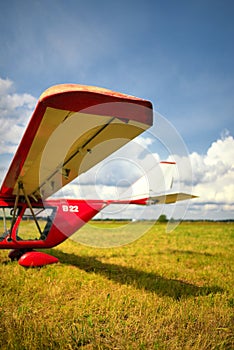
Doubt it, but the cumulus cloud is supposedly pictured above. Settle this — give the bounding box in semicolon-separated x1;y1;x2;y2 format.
0;77;36;155
188;136;234;201
168;134;234;219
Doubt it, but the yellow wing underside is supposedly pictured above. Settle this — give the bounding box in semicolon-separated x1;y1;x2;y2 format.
16;107;149;199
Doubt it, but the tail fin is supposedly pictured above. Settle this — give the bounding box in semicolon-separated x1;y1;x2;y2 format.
119;161;176;200
110;161;197;206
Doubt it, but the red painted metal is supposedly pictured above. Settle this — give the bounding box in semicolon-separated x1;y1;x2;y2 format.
0;198;108;250
0;197;147;252
160;161;176;164
18;251;59;267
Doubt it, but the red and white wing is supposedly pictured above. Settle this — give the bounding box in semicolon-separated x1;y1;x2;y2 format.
0;84;153;199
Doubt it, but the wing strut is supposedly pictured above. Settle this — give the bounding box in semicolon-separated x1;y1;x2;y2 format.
3;208;7;233
20;182;42;236
8;182;21;240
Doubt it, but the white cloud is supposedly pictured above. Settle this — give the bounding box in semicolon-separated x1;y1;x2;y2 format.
0;77;36;155
168;135;234;219
0;77;12;94
205;135;234;167
191;136;234;202
83;133;234;219
55;132;234;220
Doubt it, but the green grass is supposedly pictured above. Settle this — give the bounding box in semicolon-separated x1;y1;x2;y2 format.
0;222;233;349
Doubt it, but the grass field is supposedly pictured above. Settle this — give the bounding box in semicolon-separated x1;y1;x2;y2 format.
0;221;233;349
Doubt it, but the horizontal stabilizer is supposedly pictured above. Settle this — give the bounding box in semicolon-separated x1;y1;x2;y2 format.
108;193;197;206
145;192;198;205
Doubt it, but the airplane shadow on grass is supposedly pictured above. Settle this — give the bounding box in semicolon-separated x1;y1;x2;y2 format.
51;249;223;300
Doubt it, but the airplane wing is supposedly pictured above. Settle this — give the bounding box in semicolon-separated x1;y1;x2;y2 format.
1;84;153;199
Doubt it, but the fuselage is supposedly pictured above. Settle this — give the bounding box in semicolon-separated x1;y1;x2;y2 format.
0;197;109;249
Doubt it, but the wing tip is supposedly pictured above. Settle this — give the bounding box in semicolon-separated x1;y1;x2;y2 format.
39;83;153;107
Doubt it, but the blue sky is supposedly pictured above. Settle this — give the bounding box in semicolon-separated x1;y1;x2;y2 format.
0;0;234;219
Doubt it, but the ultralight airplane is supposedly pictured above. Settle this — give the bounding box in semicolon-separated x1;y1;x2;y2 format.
0;84;196;267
